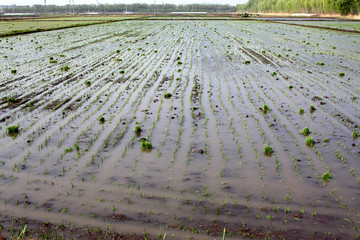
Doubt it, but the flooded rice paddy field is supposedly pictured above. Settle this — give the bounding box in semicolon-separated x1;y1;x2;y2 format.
0;20;359;239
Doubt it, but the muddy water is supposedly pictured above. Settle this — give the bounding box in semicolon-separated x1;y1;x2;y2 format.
0;20;359;239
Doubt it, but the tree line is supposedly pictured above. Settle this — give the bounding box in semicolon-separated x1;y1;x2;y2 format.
236;0;359;15
3;4;236;14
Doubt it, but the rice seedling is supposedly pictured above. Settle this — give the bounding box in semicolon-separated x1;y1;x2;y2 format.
299;107;304;114
264;145;273;155
7;125;19;134
353;131;359;138
300;127;310;136
261;104;270;113
164;93;172;98
7;97;16;105
141;140;152;150
310;105;316;113
322;172;332;181
61;65;70;71
133;125;142;133
99;116;105;124
65;147;73;153
305;137;315;147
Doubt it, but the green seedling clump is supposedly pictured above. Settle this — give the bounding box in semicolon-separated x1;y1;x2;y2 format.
244;60;251;64
164;93;172;98
322;172;331;181
7;97;16;104
141;141;152;150
99;116;105;124
305;137;315;147
61;65;70;71
7;125;19;134
323;138;329;142
261;104;270;113
310;105;316;113
65;147;73;153
300;127;310;136
299;107;304;114
353;131;359;138
339;72;345;77
120;70;125;74
85;80;91;87
11;69;17;74
134;125;142;133
264;145;273;155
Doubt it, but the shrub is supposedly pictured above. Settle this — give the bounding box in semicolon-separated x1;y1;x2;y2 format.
50;60;57;63
177;61;182;65
11;69;17;74
264;145;273;155
339;72;345;77
85;80;91;87
323;138;329;142
244;60;250;64
300;127;310;136
164;93;172;98
120;70;125;74
7;125;19;134
305;137;315;147
316;62;324;66
322;172;331;181
134;125;142;133
141;141;152;150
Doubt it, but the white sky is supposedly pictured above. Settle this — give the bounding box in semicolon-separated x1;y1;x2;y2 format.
2;0;243;6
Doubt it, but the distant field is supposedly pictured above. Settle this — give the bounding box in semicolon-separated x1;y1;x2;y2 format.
280;20;360;31
0;18;359;239
0;16;139;36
